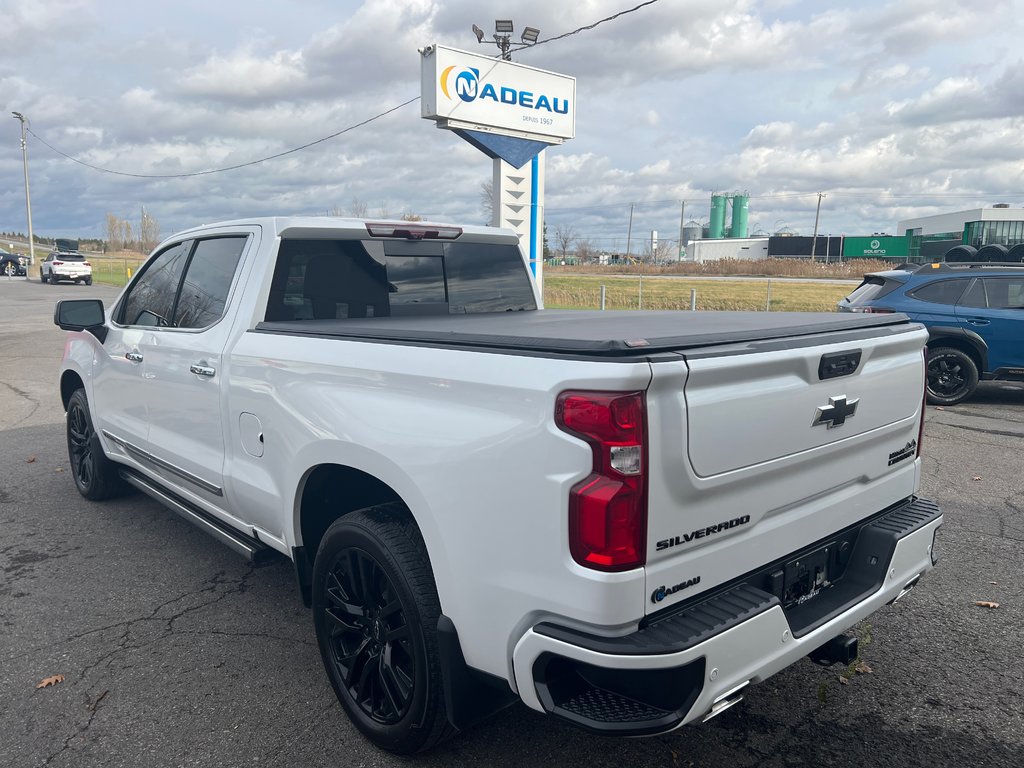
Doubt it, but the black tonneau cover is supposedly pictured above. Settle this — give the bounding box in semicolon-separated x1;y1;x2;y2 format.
255;310;912;358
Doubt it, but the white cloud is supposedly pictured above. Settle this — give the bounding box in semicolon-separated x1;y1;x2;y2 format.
178;48;309;103
3;0;1023;242
0;0;94;53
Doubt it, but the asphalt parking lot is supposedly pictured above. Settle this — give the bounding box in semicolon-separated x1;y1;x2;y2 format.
1;275;1022;767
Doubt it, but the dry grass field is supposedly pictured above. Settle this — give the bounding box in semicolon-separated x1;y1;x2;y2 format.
87;253;147;285
550;258;894;279
543;275;854;312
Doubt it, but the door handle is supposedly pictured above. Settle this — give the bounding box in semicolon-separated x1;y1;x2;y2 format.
966;318;990;326
190;363;216;377
125;351;143;363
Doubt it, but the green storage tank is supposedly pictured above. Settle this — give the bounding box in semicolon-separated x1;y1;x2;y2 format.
709;195;727;239
730;195;749;239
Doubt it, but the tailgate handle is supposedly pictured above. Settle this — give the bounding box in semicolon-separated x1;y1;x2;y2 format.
819;349;862;380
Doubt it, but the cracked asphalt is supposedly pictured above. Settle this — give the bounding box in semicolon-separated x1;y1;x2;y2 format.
2;276;1022;767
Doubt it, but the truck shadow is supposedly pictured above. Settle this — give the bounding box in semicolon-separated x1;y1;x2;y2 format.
428;699;1022;768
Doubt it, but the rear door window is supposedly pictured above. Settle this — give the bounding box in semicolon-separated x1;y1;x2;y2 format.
958;279;987;308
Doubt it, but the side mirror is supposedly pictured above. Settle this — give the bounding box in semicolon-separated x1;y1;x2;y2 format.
54;299;107;342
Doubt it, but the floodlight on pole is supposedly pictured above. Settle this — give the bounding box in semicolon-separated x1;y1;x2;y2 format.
471;18;540;60
11;112;35;268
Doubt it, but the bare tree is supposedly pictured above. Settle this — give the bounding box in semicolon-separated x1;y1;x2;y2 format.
121;221;135;251
139;206;160;253
642;238;677;264
349;197;369;217
400;213;424;221
574;238;597;264
554;224;577;260
377;201;390;219
480;179;494;224
105;212;122;251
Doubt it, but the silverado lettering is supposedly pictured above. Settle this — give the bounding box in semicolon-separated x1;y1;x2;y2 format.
656;515;752;551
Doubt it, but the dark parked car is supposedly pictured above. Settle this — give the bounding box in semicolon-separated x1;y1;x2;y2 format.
838;262;1024;404
0;249;27;277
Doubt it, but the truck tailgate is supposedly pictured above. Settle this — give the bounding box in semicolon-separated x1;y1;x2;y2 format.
643;323;927;615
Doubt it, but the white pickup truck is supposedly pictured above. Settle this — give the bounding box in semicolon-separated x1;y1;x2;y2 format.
54;217;941;753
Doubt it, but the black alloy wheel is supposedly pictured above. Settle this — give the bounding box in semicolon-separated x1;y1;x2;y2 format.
926;347;979;406
67;395;97;492
324;548;416;724
312;506;451;754
66;389;125;500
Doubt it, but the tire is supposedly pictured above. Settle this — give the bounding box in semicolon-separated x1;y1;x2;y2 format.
40;270;47;284
84;277;93;286
926;347;979;406
66;388;126;500
2;261;15;277
312;504;452;754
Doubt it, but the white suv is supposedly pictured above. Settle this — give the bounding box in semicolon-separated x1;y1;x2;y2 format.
40;250;92;285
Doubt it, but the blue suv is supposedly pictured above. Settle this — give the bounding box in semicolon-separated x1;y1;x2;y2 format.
838;263;1024;405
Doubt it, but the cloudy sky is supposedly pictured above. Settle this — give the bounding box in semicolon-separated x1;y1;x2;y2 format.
2;0;1022;251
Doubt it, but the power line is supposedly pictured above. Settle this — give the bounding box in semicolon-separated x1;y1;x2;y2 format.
23;3;663;180
528;0;662;49
26;97;420;179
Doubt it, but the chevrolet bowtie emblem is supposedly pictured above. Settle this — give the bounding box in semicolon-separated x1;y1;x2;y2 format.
813;395;859;428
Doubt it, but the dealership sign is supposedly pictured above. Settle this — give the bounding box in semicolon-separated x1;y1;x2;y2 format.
420;45;575;143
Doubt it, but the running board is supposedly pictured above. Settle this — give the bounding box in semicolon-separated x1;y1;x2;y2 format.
120;470;280;566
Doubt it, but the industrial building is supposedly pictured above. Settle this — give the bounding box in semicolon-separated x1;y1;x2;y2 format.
631;199;1024;265
898;204;1024;260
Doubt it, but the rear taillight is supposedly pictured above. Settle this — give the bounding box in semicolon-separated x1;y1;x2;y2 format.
556;391;647;572
53;260;64;266
918;347;927;457
83;261;91;267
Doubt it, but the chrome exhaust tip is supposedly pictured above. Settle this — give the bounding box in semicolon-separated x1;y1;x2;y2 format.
889;573;922;604
702;681;749;722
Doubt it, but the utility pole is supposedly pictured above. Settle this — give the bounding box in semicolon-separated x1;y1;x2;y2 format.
809;192;825;262
624;202;634;263
12;112;35;266
677;200;685;262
